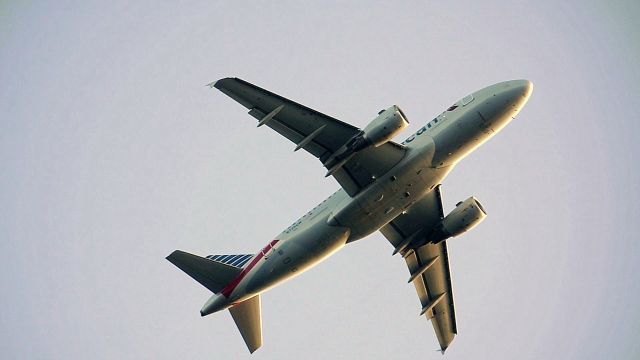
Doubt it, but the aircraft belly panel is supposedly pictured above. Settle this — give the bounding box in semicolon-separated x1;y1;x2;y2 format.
244;223;350;295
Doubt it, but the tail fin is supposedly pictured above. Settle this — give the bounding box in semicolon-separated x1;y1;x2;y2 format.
166;250;242;293
229;295;263;353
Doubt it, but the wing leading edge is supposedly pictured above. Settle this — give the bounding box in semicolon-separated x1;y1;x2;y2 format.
213;78;406;196
380;185;457;352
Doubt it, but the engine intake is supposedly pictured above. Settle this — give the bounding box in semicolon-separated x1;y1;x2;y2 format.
361;105;409;148
430;196;487;243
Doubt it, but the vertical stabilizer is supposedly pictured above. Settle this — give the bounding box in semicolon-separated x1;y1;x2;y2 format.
229;295;263;353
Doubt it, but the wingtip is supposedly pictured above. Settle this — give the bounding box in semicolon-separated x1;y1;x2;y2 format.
209;77;244;90
205;78;232;90
165;250;179;261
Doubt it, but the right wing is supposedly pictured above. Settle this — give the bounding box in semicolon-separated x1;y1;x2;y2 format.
379;185;458;352
214;78;406;196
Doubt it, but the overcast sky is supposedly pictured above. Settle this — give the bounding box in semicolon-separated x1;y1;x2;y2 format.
2;1;639;359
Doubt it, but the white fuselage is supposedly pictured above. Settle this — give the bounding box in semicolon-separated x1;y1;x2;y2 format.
201;80;533;315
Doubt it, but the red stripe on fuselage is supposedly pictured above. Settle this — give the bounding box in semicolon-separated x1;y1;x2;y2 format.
220;240;279;298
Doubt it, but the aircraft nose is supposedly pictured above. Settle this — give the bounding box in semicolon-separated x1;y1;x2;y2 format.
515;79;533;99
508;79;533;103
500;79;533;111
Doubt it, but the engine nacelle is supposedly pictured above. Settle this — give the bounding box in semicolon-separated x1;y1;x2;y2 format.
325;106;408;176
430;197;487;243
362;105;409;147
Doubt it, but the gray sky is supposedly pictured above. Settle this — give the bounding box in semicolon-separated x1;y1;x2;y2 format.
2;1;639;359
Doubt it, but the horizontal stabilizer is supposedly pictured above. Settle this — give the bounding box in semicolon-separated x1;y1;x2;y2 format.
166;250;242;293
205;254;254;268
229;295;263;353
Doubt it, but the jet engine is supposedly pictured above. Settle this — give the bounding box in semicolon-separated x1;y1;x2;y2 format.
324;105;408;177
430;196;487;243
361;105;409;147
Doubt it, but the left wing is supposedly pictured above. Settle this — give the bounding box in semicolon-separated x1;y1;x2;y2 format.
214;78;406;196
380;185;458;352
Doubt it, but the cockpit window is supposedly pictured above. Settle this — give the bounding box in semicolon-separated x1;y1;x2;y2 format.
447;104;458;111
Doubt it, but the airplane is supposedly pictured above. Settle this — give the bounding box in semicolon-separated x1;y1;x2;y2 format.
167;77;533;353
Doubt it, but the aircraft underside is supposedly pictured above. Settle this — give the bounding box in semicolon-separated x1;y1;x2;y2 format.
168;77;533;353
